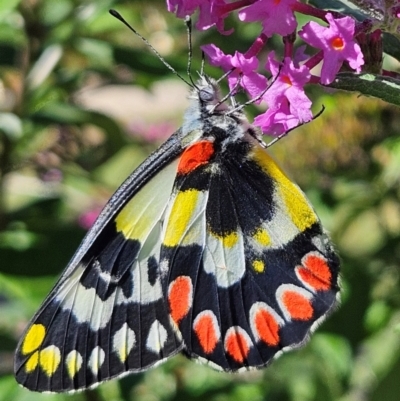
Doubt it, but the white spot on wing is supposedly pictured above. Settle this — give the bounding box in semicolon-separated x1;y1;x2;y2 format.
146;320;168;354
66;350;83;378
159;258;169;278
113;323;136;362
88;346;105;376
56;267;114;331
203;230;245;288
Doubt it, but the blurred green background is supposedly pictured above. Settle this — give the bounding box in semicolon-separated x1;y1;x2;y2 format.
1;1;400;400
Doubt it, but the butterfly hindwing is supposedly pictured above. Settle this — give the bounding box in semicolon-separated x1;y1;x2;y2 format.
163;136;340;370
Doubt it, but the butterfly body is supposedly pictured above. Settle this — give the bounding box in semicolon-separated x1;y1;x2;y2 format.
15;76;340;392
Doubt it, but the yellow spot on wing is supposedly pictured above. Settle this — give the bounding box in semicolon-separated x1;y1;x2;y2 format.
253;228;271;246
210;231;239;248
251;147;318;231
164;189;200;247
22;324;46;355
221;232;238;247
25;351;39;372
39;345;61;376
66;350;83;378
252;260;265;273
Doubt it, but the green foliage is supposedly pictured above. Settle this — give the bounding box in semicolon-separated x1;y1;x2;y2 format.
1;1;400;400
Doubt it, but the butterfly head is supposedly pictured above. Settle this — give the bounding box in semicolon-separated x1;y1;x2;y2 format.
190;75;227;112
181;74;252;147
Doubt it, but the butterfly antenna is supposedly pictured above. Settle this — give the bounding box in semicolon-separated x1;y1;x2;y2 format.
227;63;284;116
109;9;193;88
200;51;206;76
184;16;199;90
211;73;241;113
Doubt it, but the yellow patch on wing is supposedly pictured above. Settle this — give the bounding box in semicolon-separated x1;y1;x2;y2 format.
253;228;271;246
115;159;178;242
21;324;61;376
39;345;61;376
22;324;46;355
25;351;39;373
66;350;83;379
163;189;208;247
210;231;239;248
251;147;318;232
252;260;265;273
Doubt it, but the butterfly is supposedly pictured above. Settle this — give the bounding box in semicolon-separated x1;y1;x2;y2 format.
14;75;340;392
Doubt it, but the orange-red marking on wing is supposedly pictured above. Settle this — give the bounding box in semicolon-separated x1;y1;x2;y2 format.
224;327;251;363
168;276;193;324
254;308;280;346
193;311;220;354
297;252;332;291
282;290;313;321
177;141;214;175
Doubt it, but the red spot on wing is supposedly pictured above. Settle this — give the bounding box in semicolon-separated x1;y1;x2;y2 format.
224;327;251;363
177;141;214;175
193;311;220;354
168;276;193;324
297;252;332;291
254;308;280;346
282;290;313;321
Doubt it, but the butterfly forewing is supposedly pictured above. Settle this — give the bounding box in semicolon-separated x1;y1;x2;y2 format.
14;141;186;392
15;76;340;392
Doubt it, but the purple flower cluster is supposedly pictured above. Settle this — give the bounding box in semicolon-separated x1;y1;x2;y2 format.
167;0;366;136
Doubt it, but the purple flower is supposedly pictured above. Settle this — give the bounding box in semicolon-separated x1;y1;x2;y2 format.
255;53;312;135
78;207;102;230
299;13;364;84
166;0;201;17
238;0;297;37
167;0;232;34
201;44;267;98
254;100;302;135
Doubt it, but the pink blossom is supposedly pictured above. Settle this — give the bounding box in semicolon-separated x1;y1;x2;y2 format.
299;13;364;84
201;44;267;98
254;100;302;135
166;0;201;18
255;53;312;135
238;0;297;37
78;207;102;230
167;0;232;34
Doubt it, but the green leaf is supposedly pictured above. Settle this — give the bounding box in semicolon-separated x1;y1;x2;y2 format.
310;333;352;378
365;301;391;332
329;73;400;107
0;223;39;251
75;38;113;69
0;0;21;14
